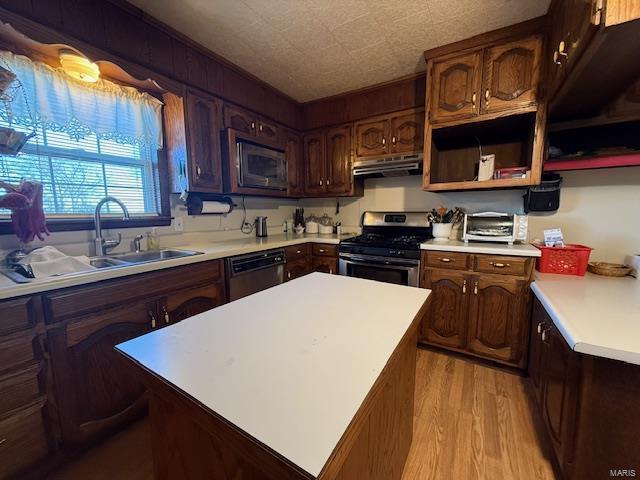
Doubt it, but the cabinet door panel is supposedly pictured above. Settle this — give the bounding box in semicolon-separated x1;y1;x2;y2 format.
431;51;482;123
390;110;424;154
284;259;312;282
304;132;326;195
467;276;528;365
420;269;468;348
326;125;352;195
162;283;226;325
482;36;542;114
50;301;154;445
284;130;304;197
529;298;548;403
541;323;579;467
312;257;338;275
186;92;222;192
223;105;256;135
355;119;389;157
257;119;279;143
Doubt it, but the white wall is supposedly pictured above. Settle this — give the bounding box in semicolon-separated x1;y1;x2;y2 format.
301;167;640;263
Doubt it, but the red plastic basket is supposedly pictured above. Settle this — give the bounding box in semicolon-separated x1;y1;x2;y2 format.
536;244;593;276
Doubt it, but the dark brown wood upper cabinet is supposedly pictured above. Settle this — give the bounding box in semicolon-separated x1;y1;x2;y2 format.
325;125;352;195
431;50;483;123
185;91;223;192
482;36;542;114
354;108;424;158
420;268;469;349
355;119;388;157
303;131;326;195
466;276;529;364
223;105;256;136
390;110;424;154
284;129;305;197
164;90;223;194
223;104;281;144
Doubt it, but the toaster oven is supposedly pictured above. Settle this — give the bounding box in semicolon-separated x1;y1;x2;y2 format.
462;212;528;244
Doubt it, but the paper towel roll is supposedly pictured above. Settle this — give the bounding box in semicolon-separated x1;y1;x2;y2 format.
200;201;232;214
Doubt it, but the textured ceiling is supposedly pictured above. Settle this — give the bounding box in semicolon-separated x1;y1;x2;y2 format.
127;0;550;102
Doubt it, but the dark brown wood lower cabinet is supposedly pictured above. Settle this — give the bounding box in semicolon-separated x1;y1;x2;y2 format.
420;268;468;349
529;296;640;479
160;282;226;325
312;257;338;275
466;276;530;366
48;300;156;446
284;259;312;282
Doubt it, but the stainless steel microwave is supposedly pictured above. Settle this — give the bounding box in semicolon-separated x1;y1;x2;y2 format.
462;212;528;244
236;139;287;190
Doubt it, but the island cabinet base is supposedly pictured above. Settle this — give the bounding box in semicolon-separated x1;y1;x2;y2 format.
138;319;420;480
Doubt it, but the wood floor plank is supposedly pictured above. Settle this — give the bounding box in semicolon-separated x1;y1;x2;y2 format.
50;349;556;480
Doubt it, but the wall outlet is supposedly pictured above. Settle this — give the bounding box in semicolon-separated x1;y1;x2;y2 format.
174;217;184;232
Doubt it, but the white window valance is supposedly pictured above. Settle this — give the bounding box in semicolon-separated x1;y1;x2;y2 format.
0;50;163;148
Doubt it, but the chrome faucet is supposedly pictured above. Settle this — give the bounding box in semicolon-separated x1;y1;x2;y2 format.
133;234;144;253
94;196;130;256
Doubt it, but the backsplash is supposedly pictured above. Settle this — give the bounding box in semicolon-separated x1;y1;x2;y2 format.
2;167;638;263
302;167;640;263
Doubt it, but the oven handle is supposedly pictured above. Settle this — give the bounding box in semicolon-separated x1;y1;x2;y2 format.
339;253;419;268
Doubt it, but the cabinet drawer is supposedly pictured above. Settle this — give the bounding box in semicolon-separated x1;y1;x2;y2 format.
284;243;311;261
474;255;531;276
0;398;49;479
312;243;338;257
424;251;470;270
0;363;42;415
0;296;41;336
0;331;40;374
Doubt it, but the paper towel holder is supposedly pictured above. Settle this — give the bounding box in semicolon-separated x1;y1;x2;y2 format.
186;193;236;215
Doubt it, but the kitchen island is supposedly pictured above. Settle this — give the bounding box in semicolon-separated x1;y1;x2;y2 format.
116;273;431;480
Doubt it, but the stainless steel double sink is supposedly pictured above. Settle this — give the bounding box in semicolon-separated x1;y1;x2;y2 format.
89;248;202;269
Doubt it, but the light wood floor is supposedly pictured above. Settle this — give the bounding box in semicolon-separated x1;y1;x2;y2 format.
49;349;556;480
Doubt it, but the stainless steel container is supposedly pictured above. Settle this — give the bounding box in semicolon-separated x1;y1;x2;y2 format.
255;216;268;237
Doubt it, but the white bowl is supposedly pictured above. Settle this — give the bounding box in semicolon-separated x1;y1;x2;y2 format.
319;224;333;234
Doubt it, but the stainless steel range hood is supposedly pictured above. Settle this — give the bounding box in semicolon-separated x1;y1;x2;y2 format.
352;153;423;178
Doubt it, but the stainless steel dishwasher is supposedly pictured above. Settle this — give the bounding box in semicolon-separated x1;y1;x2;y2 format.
226;248;285;301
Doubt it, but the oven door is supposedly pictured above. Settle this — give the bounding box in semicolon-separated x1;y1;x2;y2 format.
237;140;287;190
338;253;420;287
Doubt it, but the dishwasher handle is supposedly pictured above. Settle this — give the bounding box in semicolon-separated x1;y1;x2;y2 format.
228;249;285;276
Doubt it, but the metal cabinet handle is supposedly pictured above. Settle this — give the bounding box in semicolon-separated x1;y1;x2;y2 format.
474;281;478;295
148;311;157;329
287;271;291;279
162;306;170;324
259;124;264;132
0;438;6;446
251;121;255;129
329;268;334;274
196;165;202;177
553;51;562;65
537;322;545;335
319;249;325;253
462;280;467;294
327;178;331;185
296;250;301;254
391;136;396;144
558;40;567;56
319;179;323;186
381;137;386;145
472;92;477;107
541;329;548;343
490;262;510;268
440;257;452;263
484;89;490;105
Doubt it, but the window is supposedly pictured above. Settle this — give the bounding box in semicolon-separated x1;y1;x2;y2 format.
0;50;165;220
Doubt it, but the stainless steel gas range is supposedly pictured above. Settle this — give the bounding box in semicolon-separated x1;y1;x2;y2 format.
338;212;432;287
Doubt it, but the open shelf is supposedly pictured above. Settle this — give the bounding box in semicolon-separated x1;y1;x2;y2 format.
544;153;640;172
426;112;536;190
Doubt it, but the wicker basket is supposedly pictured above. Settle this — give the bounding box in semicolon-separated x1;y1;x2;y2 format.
587;262;632;277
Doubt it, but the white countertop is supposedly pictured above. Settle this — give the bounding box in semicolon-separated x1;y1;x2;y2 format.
0;233;352;300
116;273;430;477
531;273;640;365
420;239;541;257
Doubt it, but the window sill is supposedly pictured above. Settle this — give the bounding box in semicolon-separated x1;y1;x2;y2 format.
0;216;172;235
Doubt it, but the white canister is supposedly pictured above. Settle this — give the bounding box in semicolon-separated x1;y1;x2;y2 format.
432;223;453;241
306;220;319;234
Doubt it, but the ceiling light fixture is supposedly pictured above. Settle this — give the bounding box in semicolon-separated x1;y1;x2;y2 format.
59;52;100;83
